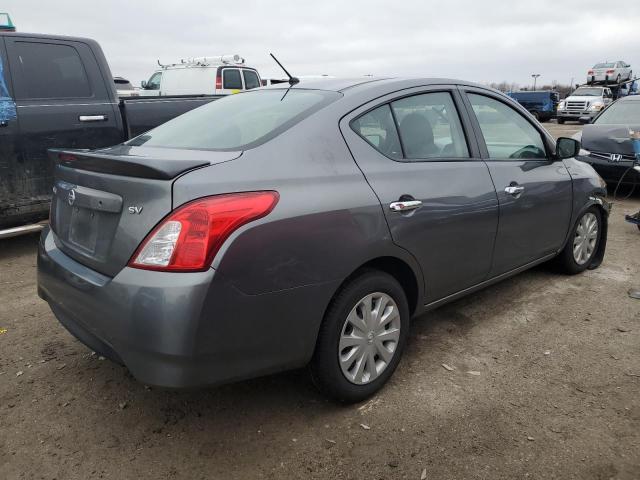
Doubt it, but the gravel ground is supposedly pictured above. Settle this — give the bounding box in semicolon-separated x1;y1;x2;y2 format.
1;123;639;480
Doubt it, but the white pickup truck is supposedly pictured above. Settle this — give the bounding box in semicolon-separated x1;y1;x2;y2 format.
556;86;614;124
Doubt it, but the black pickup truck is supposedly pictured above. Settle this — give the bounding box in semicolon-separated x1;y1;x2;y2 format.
0;32;221;237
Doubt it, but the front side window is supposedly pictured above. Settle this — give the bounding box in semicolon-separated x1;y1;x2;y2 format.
14;41;91;99
391;92;469;159
146;72;162;90
243;70;260;90
468;93;547;160
127;89;340;151
351;104;402;160
223;69;242;90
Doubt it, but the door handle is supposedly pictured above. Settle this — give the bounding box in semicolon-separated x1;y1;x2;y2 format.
504;185;525;196
390;200;422;212
79;115;107;122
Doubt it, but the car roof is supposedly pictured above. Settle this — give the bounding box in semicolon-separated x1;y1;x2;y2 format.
262;76;488;93
617;94;640;102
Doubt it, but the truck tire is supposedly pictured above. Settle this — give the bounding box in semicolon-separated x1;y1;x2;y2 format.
557;117;565;124
616;74;622;84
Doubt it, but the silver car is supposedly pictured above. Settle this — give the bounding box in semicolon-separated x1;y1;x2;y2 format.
588;61;633;84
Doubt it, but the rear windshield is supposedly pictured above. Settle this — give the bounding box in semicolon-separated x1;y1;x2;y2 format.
594;63;615;68
594;101;640;125
127;89;341;151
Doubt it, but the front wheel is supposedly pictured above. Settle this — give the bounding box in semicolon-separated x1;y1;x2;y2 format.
554;208;602;274
310;270;410;403
557;117;565;124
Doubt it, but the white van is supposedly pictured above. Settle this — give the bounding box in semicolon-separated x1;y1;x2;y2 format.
140;55;262;96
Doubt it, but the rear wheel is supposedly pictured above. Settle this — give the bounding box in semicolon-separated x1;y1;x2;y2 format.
617;74;622;84
310;270;410;403
557;117;565;124
554;208;602;274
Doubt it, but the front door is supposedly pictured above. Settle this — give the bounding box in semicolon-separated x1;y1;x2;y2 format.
461;89;573;276
0;37;23;229
341;86;499;303
5;36;122;225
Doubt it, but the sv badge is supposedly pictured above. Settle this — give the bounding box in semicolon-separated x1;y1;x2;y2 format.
128;206;143;215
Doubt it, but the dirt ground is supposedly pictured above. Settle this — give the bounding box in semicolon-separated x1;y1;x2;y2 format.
1;122;639;480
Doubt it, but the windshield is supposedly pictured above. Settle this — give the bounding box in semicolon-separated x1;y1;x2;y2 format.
595;101;640;125
572;88;603;97
127;89;341;151
594;63;615;68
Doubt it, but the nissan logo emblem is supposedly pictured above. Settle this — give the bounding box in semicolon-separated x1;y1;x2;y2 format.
68;189;76;206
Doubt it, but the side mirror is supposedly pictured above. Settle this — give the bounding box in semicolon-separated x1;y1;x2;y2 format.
556;137;580;159
140;80;147;89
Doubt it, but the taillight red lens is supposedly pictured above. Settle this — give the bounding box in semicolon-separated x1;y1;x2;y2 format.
215;74;222;90
588;70;594;75
129;191;279;272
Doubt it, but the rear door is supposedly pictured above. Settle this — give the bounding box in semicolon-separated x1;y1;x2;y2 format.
460;88;572;276
242;69;261;90
5;36;122;217
341;86;499;303
0;36;23;229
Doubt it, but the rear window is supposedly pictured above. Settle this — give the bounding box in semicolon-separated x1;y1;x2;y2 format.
127;89;341;151
222;69;242;90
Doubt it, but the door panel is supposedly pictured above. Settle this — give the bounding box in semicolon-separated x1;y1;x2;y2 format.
462;89;572;276
5;37;122;225
0;37;24;228
341;87;499;303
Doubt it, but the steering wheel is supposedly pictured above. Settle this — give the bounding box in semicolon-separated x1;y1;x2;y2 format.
509;145;543;159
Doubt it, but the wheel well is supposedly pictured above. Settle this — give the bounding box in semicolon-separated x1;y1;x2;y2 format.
338;257;420;316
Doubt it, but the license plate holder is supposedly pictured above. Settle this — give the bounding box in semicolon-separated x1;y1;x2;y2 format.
68;207;99;254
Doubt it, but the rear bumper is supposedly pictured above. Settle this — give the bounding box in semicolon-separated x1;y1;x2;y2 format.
37;227;336;388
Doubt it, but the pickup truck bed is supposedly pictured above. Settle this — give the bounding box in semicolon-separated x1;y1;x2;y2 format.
0;32;221;234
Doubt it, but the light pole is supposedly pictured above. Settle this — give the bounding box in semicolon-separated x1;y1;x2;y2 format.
531;74;540;91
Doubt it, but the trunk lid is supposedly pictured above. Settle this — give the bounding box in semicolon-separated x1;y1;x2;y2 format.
48;145;242;277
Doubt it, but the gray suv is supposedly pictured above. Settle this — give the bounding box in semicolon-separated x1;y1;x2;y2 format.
37;78;609;402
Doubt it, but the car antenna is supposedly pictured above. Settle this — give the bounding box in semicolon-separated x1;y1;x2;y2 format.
270;53;299;85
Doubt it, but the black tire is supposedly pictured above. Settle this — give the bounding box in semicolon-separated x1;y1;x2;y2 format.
310;270;410;403
557;117;565;124
554;207;602;275
532;111;540;121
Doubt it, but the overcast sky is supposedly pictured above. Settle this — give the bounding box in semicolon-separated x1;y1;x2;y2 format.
5;0;640;87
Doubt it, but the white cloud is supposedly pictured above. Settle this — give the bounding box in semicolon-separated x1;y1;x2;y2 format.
5;0;640;87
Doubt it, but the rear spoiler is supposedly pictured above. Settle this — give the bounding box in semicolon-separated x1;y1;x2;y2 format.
49;148;210;180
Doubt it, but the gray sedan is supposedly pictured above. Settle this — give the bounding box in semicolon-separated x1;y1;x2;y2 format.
38;78;609;402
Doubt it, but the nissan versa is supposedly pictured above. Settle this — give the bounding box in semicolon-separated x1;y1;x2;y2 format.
37;78;609;402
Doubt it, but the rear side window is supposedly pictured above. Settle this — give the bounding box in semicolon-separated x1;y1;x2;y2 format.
128;89;341;151
351;104;402;160
468;94;547;160
243;70;260;90
391;92;469;159
223;69;242;90
13;41;91;99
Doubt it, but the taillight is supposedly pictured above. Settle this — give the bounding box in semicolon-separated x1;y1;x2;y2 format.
215;74;222;90
588;70;594;75
129;191;279;272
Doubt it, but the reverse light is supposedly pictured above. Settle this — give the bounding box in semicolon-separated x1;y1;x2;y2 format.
130;191;279;272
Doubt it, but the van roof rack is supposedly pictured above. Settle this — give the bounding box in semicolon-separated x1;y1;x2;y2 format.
157;54;245;69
